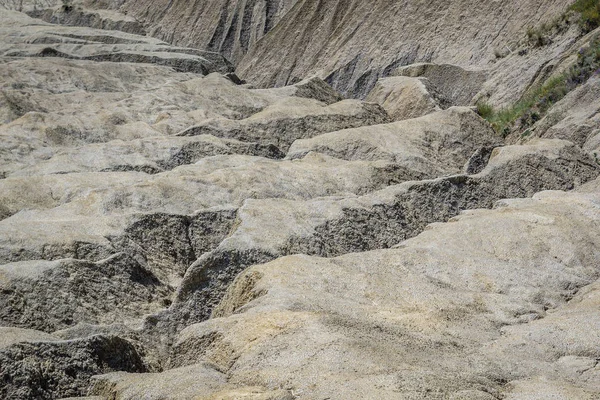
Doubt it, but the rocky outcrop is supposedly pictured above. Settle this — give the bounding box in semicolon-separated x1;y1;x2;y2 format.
116;0;299;64
0;335;145;399
0;255;168;332
13;0;588;110
287;107;500;169
365;76;446;121
178;98;390;152
0;327;59;349
236;0;570;97
18;0;570;104
0;9;232;75
0;63;372;178
168;139;599;327
29;5;146;35
364;64;488;121
90;362;295;400
392;63;488;106
94;182;600;399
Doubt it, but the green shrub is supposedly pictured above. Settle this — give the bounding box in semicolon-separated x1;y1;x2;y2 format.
476;103;494;119
569;0;600;33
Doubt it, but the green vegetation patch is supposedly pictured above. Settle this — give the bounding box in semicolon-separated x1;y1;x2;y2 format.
478;34;600;137
569;0;600;33
523;0;599;49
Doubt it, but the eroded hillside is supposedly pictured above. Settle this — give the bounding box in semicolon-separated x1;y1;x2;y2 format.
1;1;600;399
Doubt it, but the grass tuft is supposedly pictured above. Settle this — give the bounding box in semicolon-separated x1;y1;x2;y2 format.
476;103;494;120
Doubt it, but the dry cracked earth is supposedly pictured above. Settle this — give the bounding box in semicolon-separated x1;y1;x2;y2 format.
1;1;600;399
